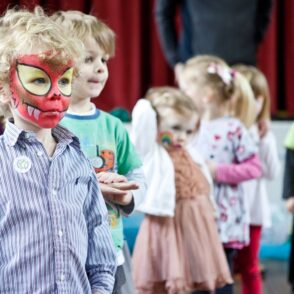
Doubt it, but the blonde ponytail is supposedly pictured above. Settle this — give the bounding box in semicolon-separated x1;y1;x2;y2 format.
231;72;256;128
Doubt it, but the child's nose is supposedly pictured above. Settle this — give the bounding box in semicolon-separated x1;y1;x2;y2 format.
96;66;104;74
95;61;105;74
178;132;187;141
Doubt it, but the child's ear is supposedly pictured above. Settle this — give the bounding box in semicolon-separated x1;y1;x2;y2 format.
201;87;215;104
255;95;264;116
256;95;264;104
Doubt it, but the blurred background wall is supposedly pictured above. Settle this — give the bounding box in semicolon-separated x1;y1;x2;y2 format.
0;0;292;116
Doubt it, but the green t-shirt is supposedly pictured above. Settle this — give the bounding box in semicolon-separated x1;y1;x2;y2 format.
285;123;294;150
60;109;142;251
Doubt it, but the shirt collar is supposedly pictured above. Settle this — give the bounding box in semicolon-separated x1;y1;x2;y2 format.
4;119;80;148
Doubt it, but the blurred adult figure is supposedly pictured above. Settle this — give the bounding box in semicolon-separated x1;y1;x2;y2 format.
155;0;273;77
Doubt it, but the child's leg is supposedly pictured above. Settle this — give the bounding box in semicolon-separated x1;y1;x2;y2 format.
112;265;126;294
235;225;262;294
215;248;236;294
120;241;136;294
193;248;235;294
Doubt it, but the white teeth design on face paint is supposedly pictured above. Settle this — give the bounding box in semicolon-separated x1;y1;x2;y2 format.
27;105;34;116
33;108;40;120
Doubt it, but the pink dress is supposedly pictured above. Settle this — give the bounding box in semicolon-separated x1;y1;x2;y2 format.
132;148;232;294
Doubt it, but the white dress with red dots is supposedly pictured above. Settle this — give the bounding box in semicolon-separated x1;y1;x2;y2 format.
193;116;257;247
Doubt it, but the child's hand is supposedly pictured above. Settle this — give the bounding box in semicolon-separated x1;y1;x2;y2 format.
100;183;138;206
206;160;217;179
285;198;294;214
96;172;127;184
258;119;270;138
98;171;139;206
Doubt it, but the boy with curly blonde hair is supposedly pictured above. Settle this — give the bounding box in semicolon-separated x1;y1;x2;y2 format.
0;7;116;294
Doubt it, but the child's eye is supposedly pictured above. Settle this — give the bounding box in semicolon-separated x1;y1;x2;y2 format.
85;56;94;63
172;125;181;131
31;78;46;85
186;130;193;135
58;78;70;86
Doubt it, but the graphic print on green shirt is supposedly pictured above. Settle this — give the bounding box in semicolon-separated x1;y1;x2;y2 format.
61;109;142;251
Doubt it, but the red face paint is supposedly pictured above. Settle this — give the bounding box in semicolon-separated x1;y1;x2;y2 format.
10;54;74;128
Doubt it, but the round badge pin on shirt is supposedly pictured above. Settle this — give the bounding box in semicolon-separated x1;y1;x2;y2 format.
13;155;32;173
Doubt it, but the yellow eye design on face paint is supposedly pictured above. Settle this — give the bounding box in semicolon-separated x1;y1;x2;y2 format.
17;64;51;96
58;68;74;96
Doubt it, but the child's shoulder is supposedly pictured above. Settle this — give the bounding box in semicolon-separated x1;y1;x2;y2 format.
56;125;93;167
97;109;128;132
98;109;123;123
210;116;245;132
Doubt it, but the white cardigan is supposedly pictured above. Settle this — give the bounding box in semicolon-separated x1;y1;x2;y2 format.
131;99;214;217
243;126;280;227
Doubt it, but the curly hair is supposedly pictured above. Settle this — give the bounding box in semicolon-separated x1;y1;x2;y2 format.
0;6;84;117
145;86;197;119
51;10;115;57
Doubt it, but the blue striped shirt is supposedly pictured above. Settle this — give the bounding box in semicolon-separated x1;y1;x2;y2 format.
0;121;116;293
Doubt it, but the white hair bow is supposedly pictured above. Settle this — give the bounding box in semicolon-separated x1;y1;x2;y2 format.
207;63;235;85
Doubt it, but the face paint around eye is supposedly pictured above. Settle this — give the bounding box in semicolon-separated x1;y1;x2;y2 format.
17;63;52;96
10;53;74;129
58;67;74;96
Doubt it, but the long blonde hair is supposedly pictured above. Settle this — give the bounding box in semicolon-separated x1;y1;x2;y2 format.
180;55;256;128
231;72;257;128
233;64;270;122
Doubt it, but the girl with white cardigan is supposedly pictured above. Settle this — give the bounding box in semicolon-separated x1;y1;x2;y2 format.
131;87;232;294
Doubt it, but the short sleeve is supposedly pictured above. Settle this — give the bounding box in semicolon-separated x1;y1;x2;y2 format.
115;120;142;175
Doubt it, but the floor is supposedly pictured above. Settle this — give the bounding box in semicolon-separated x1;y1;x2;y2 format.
235;260;291;294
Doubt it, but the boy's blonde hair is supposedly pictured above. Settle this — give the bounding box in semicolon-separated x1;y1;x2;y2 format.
51;10;115;57
181;55;256;128
233;64;271;122
0;6;83;117
145;86;197;119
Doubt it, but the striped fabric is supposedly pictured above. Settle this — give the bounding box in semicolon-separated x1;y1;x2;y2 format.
0;121;116;293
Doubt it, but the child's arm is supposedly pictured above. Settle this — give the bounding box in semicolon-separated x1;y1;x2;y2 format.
208;154;262;184
259;132;280;180
84;172;117;294
120;167;147;215
131;99;157;158
286;198;294;214
209;121;262;184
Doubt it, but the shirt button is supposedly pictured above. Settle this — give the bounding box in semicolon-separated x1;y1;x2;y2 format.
60;274;65;282
52;190;57;196
37;151;43;156
58;230;63;238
